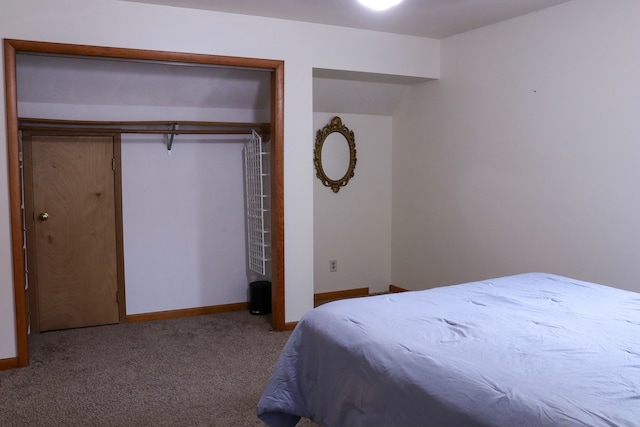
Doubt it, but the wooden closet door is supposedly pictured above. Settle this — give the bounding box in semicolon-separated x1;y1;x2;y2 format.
25;135;120;332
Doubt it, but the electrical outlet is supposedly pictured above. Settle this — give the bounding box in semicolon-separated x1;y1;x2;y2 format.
330;259;337;272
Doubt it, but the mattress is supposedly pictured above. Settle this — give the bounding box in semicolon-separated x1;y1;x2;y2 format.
257;273;640;427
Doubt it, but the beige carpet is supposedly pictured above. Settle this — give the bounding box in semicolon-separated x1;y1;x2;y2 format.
0;311;320;427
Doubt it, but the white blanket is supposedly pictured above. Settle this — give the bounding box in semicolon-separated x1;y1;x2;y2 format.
258;273;640;427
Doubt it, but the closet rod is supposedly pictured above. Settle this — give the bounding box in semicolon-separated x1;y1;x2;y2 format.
19;117;270;130
18;126;259;135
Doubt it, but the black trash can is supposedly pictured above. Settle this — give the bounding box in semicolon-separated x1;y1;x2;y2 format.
249;281;271;315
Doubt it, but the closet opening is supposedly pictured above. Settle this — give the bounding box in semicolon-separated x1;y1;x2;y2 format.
4;39;285;368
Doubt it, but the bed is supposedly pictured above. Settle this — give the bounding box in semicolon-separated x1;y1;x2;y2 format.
257;273;640;427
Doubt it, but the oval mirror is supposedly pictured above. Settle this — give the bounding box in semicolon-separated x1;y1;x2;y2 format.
313;117;357;193
322;132;351;181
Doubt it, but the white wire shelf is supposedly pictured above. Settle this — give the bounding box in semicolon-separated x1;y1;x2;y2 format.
244;130;271;276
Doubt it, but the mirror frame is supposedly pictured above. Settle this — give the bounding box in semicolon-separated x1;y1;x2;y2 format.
313;116;357;193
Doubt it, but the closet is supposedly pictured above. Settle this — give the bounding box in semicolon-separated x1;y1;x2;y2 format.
20;118;271;332
5;39;285;365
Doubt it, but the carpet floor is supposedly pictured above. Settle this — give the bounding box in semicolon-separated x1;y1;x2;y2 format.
0;311;320;427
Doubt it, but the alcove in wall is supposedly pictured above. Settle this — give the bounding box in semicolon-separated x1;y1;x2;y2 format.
312;68;429;302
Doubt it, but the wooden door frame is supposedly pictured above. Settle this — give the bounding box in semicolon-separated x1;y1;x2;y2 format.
22;131;127;333
4;39;286;368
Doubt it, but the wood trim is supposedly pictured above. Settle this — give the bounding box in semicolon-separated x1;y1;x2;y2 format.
19;127;259;135
4;38;287;367
126;302;249;323
283;321;297;331
314;287;370;303
5;39;284;69
4;39;29;367
270;61;286;331
113;137;127;323
0;357;20;371
19;118;270;128
18;119;272;138
21;133;40;333
389;284;409;293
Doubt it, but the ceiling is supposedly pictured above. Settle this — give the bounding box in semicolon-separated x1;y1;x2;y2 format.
122;0;571;39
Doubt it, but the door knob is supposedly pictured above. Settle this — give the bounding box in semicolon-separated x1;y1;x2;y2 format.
38;212;49;221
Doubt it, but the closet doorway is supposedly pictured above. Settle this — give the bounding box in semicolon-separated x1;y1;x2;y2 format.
4;39;285;368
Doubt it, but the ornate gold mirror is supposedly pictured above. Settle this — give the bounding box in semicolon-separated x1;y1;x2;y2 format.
314;116;357;193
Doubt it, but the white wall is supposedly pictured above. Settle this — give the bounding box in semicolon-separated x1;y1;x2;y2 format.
121;136;249;314
392;0;640;292
313;112;392;295
0;0;438;359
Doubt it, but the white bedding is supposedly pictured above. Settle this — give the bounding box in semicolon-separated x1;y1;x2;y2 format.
258;273;640;427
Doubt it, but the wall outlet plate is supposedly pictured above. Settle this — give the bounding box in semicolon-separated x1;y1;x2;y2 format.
330;259;337;272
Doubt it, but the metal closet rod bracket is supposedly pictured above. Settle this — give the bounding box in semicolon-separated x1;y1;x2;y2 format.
167;123;179;152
